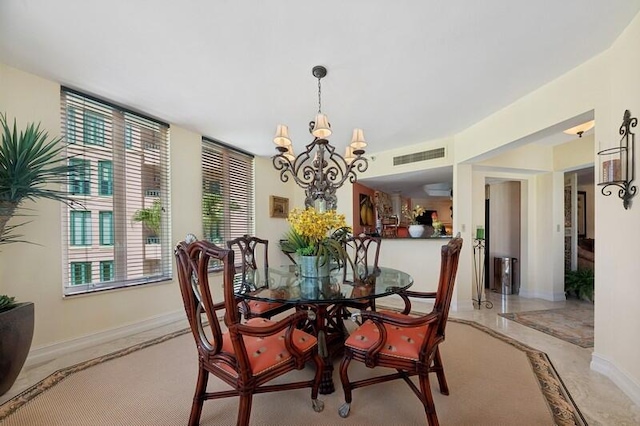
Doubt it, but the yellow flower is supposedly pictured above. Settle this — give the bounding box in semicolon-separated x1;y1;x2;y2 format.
280;207;353;269
402;204;425;225
288;207;349;244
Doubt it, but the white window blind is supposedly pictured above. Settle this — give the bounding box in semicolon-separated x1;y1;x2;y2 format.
201;138;254;255
61;88;171;295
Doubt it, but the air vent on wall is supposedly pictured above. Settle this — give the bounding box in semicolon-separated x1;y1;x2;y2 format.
393;147;445;166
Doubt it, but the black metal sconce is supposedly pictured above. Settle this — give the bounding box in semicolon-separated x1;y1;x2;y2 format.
598;109;637;209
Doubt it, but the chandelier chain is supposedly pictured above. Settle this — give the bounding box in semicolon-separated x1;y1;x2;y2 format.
317;76;322;114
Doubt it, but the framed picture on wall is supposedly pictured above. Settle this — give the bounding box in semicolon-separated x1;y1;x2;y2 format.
270;196;289;218
577;191;586;238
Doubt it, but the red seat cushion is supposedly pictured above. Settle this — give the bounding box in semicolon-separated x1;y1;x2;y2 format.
219;318;317;376
241;300;285;315
344;310;426;361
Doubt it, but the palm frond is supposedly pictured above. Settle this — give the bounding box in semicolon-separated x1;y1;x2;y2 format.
1;112;81;244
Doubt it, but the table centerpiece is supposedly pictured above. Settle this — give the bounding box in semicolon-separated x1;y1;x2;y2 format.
280;207;352;278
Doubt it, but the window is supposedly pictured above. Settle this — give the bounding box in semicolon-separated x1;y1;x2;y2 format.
98;160;113;196
99;211;114;246
66;106;77;143
83;111;105;146
70;262;92;285
69;158;91;195
70;211;92;246
201;138;254;250
125;123;133;149
62;88;171;295
100;261;114;282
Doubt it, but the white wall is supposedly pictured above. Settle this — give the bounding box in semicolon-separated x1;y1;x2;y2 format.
448;9;640;405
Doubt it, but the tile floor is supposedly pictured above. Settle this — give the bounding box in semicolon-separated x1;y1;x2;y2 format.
2;292;639;425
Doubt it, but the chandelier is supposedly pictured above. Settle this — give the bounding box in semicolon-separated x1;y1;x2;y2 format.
272;65;368;211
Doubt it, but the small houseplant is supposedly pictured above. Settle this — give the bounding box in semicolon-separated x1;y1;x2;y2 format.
279;207;352;276
0;112;77;395
402;204;425;238
132;198;162;237
565;268;594;302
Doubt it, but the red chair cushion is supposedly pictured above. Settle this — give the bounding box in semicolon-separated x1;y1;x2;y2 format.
219;318;317;376
344;310;426;361
241;300;286;315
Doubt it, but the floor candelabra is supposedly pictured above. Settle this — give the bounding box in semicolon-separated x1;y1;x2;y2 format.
473;238;493;309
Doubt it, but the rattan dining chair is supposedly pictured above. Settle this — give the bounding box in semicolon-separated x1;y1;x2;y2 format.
175;239;324;426
338;236;463;426
227;234;292;320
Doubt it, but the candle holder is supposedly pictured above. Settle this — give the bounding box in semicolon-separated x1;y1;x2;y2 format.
472;238;492;309
598;109;636;209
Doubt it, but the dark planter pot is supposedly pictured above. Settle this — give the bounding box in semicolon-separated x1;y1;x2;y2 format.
0;302;35;396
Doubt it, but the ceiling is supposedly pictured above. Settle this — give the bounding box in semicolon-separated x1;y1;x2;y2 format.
1;1;638;194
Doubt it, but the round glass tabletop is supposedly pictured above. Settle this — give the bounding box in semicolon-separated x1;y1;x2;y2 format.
234;265;413;304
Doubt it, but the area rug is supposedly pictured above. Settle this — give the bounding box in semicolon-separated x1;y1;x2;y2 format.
499;306;594;348
0;319;586;425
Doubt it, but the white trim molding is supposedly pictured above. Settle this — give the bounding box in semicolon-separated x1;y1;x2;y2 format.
591;353;640;407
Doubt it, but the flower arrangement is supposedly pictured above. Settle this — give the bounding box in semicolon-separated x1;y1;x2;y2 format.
280;207;352;268
402;204;425;225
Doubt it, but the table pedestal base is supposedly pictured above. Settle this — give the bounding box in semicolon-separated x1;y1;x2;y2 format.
300;303;348;395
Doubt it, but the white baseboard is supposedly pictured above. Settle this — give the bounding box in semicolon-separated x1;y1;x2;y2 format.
376;296;474;313
26;310;186;367
518;288;566;302
591;353;640;407
451;299;475;312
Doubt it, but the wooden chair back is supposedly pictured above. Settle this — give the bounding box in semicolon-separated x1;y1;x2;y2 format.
175;238;324;425
343;235;381;281
337;236;464;425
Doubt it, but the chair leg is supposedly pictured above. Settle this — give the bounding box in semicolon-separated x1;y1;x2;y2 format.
419;371;439;426
237;393;253;426
432;347;449;395
189;366;209;426
338;353;354;418
311;352;325;412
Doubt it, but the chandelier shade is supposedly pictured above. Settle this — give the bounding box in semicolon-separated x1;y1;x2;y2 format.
272;65;368;210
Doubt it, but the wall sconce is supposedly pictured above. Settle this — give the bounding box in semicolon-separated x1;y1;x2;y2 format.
598;109;637;209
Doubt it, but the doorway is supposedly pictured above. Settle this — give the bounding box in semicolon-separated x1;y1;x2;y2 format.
486;180;521;294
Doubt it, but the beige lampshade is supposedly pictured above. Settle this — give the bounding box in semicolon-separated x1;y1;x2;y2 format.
350;128;367;150
344;146;355;164
274;124;292;147
312;113;332;138
284;145;296;162
563;120;595;137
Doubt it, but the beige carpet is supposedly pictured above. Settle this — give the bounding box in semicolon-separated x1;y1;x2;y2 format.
499;306;594;348
0;319;585;426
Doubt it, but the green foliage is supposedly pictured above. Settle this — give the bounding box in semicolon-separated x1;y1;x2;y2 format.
0;113;78;245
0;294;16;312
280;226;353;269
202;190;240;243
565;268;594;302
132;199;162;235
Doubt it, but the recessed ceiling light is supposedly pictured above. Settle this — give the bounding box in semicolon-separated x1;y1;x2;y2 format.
564;120;595;138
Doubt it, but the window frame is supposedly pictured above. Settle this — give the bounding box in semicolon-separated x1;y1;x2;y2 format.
70;210;92;246
201;138;255;268
62;87;172;296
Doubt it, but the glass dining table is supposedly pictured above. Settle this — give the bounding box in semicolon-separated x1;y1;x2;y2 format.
234;265;414;394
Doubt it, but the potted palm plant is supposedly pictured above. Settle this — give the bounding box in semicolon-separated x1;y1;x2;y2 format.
0;112;77;396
